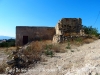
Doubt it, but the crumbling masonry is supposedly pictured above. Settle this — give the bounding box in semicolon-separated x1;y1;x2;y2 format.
53;18;84;43
16;18;84;46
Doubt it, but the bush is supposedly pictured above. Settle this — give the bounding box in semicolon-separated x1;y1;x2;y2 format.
44;44;54;57
45;49;53;57
66;42;71;49
83;25;99;37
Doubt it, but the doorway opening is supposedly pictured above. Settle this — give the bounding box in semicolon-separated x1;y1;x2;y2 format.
23;36;28;45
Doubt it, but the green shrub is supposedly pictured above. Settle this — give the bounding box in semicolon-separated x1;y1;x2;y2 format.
75;37;82;43
44;44;54;57
44;44;52;50
83;25;99;37
66;42;71;49
45;49;53;57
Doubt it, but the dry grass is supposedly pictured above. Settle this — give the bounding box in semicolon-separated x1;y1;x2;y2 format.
68;36;97;46
0;64;5;74
23;41;43;55
42;40;52;44
0;47;16;56
52;44;61;52
83;38;94;44
23;40;66;58
52;44;66;53
30;41;43;53
0;47;16;50
0;60;7;74
22;41;44;64
0;37;98;74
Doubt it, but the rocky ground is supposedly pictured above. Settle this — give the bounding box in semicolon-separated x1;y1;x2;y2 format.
20;39;100;75
1;40;100;75
0;50;7;64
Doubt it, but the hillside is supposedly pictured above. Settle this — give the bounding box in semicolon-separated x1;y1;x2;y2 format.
0;36;15;40
0;39;100;75
19;39;100;75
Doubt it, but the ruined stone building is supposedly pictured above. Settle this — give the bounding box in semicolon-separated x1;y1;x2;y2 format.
55;18;82;35
16;18;84;46
53;18;84;43
16;26;55;46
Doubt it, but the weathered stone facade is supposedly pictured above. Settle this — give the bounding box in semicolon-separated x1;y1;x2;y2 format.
16;26;55;46
53;18;84;43
55;18;82;35
16;18;84;45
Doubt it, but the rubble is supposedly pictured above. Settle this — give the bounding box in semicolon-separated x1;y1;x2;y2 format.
6;43;42;74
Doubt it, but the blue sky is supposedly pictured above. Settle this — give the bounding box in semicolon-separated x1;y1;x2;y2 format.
0;0;100;37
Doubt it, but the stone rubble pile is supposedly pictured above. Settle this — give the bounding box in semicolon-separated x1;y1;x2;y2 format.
6;43;42;75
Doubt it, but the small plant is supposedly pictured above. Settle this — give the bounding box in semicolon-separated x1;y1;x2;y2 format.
75;37;82;43
45;49;53;57
44;44;54;57
66;42;71;49
71;50;74;52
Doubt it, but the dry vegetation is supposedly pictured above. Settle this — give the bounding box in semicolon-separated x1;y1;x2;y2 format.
0;36;99;74
68;36;98;46
0;47;16;74
0;58;8;74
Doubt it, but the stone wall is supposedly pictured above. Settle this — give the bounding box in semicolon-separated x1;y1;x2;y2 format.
53;18;83;43
16;18;83;45
55;18;82;36
16;26;55;46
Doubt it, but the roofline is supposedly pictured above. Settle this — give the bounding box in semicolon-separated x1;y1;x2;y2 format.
16;26;54;28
